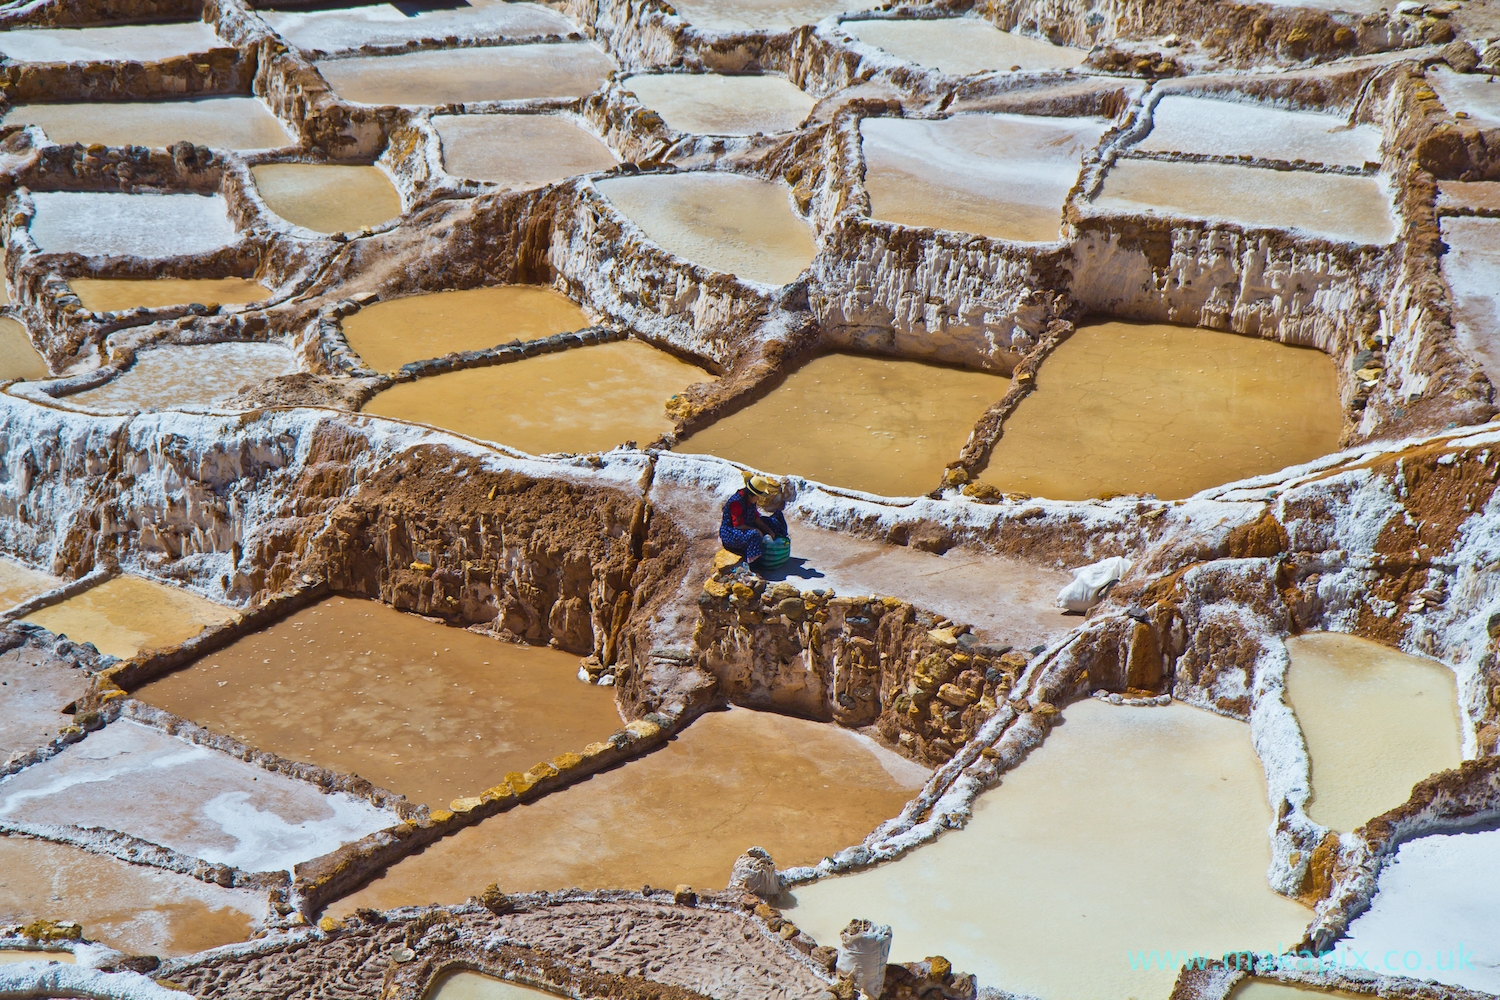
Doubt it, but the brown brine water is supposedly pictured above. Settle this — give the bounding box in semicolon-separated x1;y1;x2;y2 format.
0;950;75;964
251;164;402;234
3;97;293;151
315;43;615;106
69;277;270;312
0;319;48;381
23;576;234;660
135;597;623;809
330;706;928;911
343;285;590;373
981;321;1343;499
364;339;710;455
434;115;617;188
678;352;1006;497
0;557;60;610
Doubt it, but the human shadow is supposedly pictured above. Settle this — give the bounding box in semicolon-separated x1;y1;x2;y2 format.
756;556;826;583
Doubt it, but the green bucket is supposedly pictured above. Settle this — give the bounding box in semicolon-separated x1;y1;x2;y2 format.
761;536;790;569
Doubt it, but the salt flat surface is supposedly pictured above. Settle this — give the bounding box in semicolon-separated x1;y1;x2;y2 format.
0;21;220;62
1138;95;1381;166
0;720;393;872
316;43;614;105
63;343;297;413
429;972;559;1000
0;627;87;767
29;192;238;258
264;0;576;53
1246;0;1382;12
1339;826;1500;994
861;113;1105;241
5;97;294;151
1440;217;1500;389
623;73;814;135
1091;159;1396;245
1429;66;1500;129
669;0;877;32
844;19;1086;76
434;114;616;187
1437;179;1500;214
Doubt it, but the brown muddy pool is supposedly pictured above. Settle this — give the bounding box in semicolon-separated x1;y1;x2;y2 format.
329;706;929;911
23;575;234;660
315;43;615;106
0;319;48;381
622;73;815;136
251;164;403;234
4;97;294;151
134;597;623;809
433;115;617;188
981;321;1343;500
69;277;270;313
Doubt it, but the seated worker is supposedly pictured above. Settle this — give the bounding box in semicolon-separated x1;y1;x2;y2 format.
720;471;789;569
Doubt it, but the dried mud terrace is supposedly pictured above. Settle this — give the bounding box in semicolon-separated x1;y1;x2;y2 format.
0;0;1498;994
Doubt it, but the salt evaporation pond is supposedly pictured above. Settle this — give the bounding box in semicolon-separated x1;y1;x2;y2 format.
0;950;74;964
331;706;928;912
0;22;220;62
343;285;589;372
0;835;261;956
861;113;1105;241
1440;217;1500;388
669;0;877;32
30;192;238;258
23;575;235;660
1338;825;1500;995
250;164;402;234
843;18;1086;76
62;343;298;413
790;699;1311;1000
1137;95;1382;166
1285;633;1462;832
264;0;576;53
1232;983;1363;999
1428;66;1500;129
6;97;294;151
315;43;615;106
679;352;1005;497
623;73;815;135
981;321;1342;500
0;319;48;381
1090;160;1396;245
433;115;616;188
136;597;623;809
69;277;270;312
0;557;60;610
0;720;394;872
364;339;709;454
429;972;557;1000
595;173;816;286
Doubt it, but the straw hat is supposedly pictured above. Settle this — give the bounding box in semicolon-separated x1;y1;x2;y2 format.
742;470;782;502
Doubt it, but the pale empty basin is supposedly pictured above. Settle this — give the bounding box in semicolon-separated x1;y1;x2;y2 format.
364;338;709;454
136;597;624;809
844;19;1086;76
251;163;402;233
433;114;616;187
5;98;294;151
595;172;815;285
429;973;556;1000
0;22;220;62
679;351;1005;497
69;277;270;312
1137;95;1381;166
343;285;590;372
1232;982;1363;999
30;192;238;258
790;699;1311;1000
263;0;577;53
982;321;1342;500
1441;217;1500;389
0;617;91;764
0;836;260;956
0;319;47;381
0;720;394;872
1429;66;1500;129
1090;159;1396;245
861;113;1105;241
331;706;929;912
23;575;234;660
1285;633;1462;832
62;343;298;414
670;0;877;32
316;43;614;105
1339;826;1500;995
623;73;814;135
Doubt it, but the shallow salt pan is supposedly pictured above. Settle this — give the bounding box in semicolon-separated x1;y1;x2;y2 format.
316;43;614;106
23;575;235;660
434;115;616;188
0;950;74;964
623;73;814;135
1428;66;1500;129
1440;217;1500;389
1232;982;1363;999
843;19;1086;76
0;609;88;765
0;720;394;872
0;319;48;381
789;699;1311;1000
69;277;271;313
60;343;297;414
263;0;577;53
669;0;877;32
250;164;402;234
595;172;815;285
30;192;238;258
429;973;557;1000
0;557;60;614
0;22;220;62
5;97;294;151
1138;95;1381;166
1090;159;1396;245
861;113;1105;241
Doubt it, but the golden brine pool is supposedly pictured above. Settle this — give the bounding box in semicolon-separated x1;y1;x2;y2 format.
68;277;270;313
22;575;234;660
250;164;402;234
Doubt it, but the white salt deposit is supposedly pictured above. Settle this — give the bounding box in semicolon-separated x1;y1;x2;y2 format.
1428;66;1500;129
1440;217;1500;389
29;192;238;258
62;343;297;414
1137;95;1382;166
668;0;878;33
842;18;1086;76
315;42;614;106
0;21;221;62
264;0;577;53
